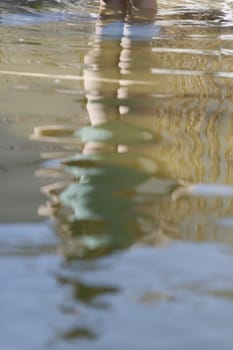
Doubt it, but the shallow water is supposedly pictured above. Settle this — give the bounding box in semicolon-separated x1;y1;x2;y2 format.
1;0;233;349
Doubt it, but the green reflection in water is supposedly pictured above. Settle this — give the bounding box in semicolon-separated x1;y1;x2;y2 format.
76;120;158;145
62;327;97;341
58;275;119;305
24;1;233;259
2;2;233;349
59;161;155;252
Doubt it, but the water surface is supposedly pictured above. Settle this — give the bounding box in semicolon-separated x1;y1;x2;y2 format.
1;0;233;349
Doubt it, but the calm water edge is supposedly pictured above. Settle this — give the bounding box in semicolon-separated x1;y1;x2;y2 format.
1;0;233;349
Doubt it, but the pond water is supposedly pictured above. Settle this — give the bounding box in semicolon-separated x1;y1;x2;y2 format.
1;0;233;349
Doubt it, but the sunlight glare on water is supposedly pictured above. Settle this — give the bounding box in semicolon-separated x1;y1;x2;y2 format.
1;0;233;349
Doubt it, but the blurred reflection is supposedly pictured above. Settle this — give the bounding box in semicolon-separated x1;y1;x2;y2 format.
32;5;173;259
4;2;233;348
32;3;233;258
28;5;233;344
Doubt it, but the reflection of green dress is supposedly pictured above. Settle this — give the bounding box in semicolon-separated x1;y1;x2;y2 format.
60;153;152;249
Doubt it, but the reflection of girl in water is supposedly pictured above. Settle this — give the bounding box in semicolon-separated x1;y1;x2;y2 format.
68;0;166;254
60;0;164;255
35;0;167;257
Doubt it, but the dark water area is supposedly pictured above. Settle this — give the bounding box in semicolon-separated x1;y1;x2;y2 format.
1;0;233;349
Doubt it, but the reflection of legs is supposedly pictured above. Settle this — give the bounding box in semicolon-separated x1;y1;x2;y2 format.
83;67;120;154
84;20;123;125
83;19;124;154
117;22;158;157
118;24;155;121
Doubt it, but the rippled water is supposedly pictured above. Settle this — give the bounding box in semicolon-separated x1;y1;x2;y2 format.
1;0;233;349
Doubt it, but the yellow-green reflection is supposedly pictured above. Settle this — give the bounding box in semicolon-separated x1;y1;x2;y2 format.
30;4;233;258
2;2;233;348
